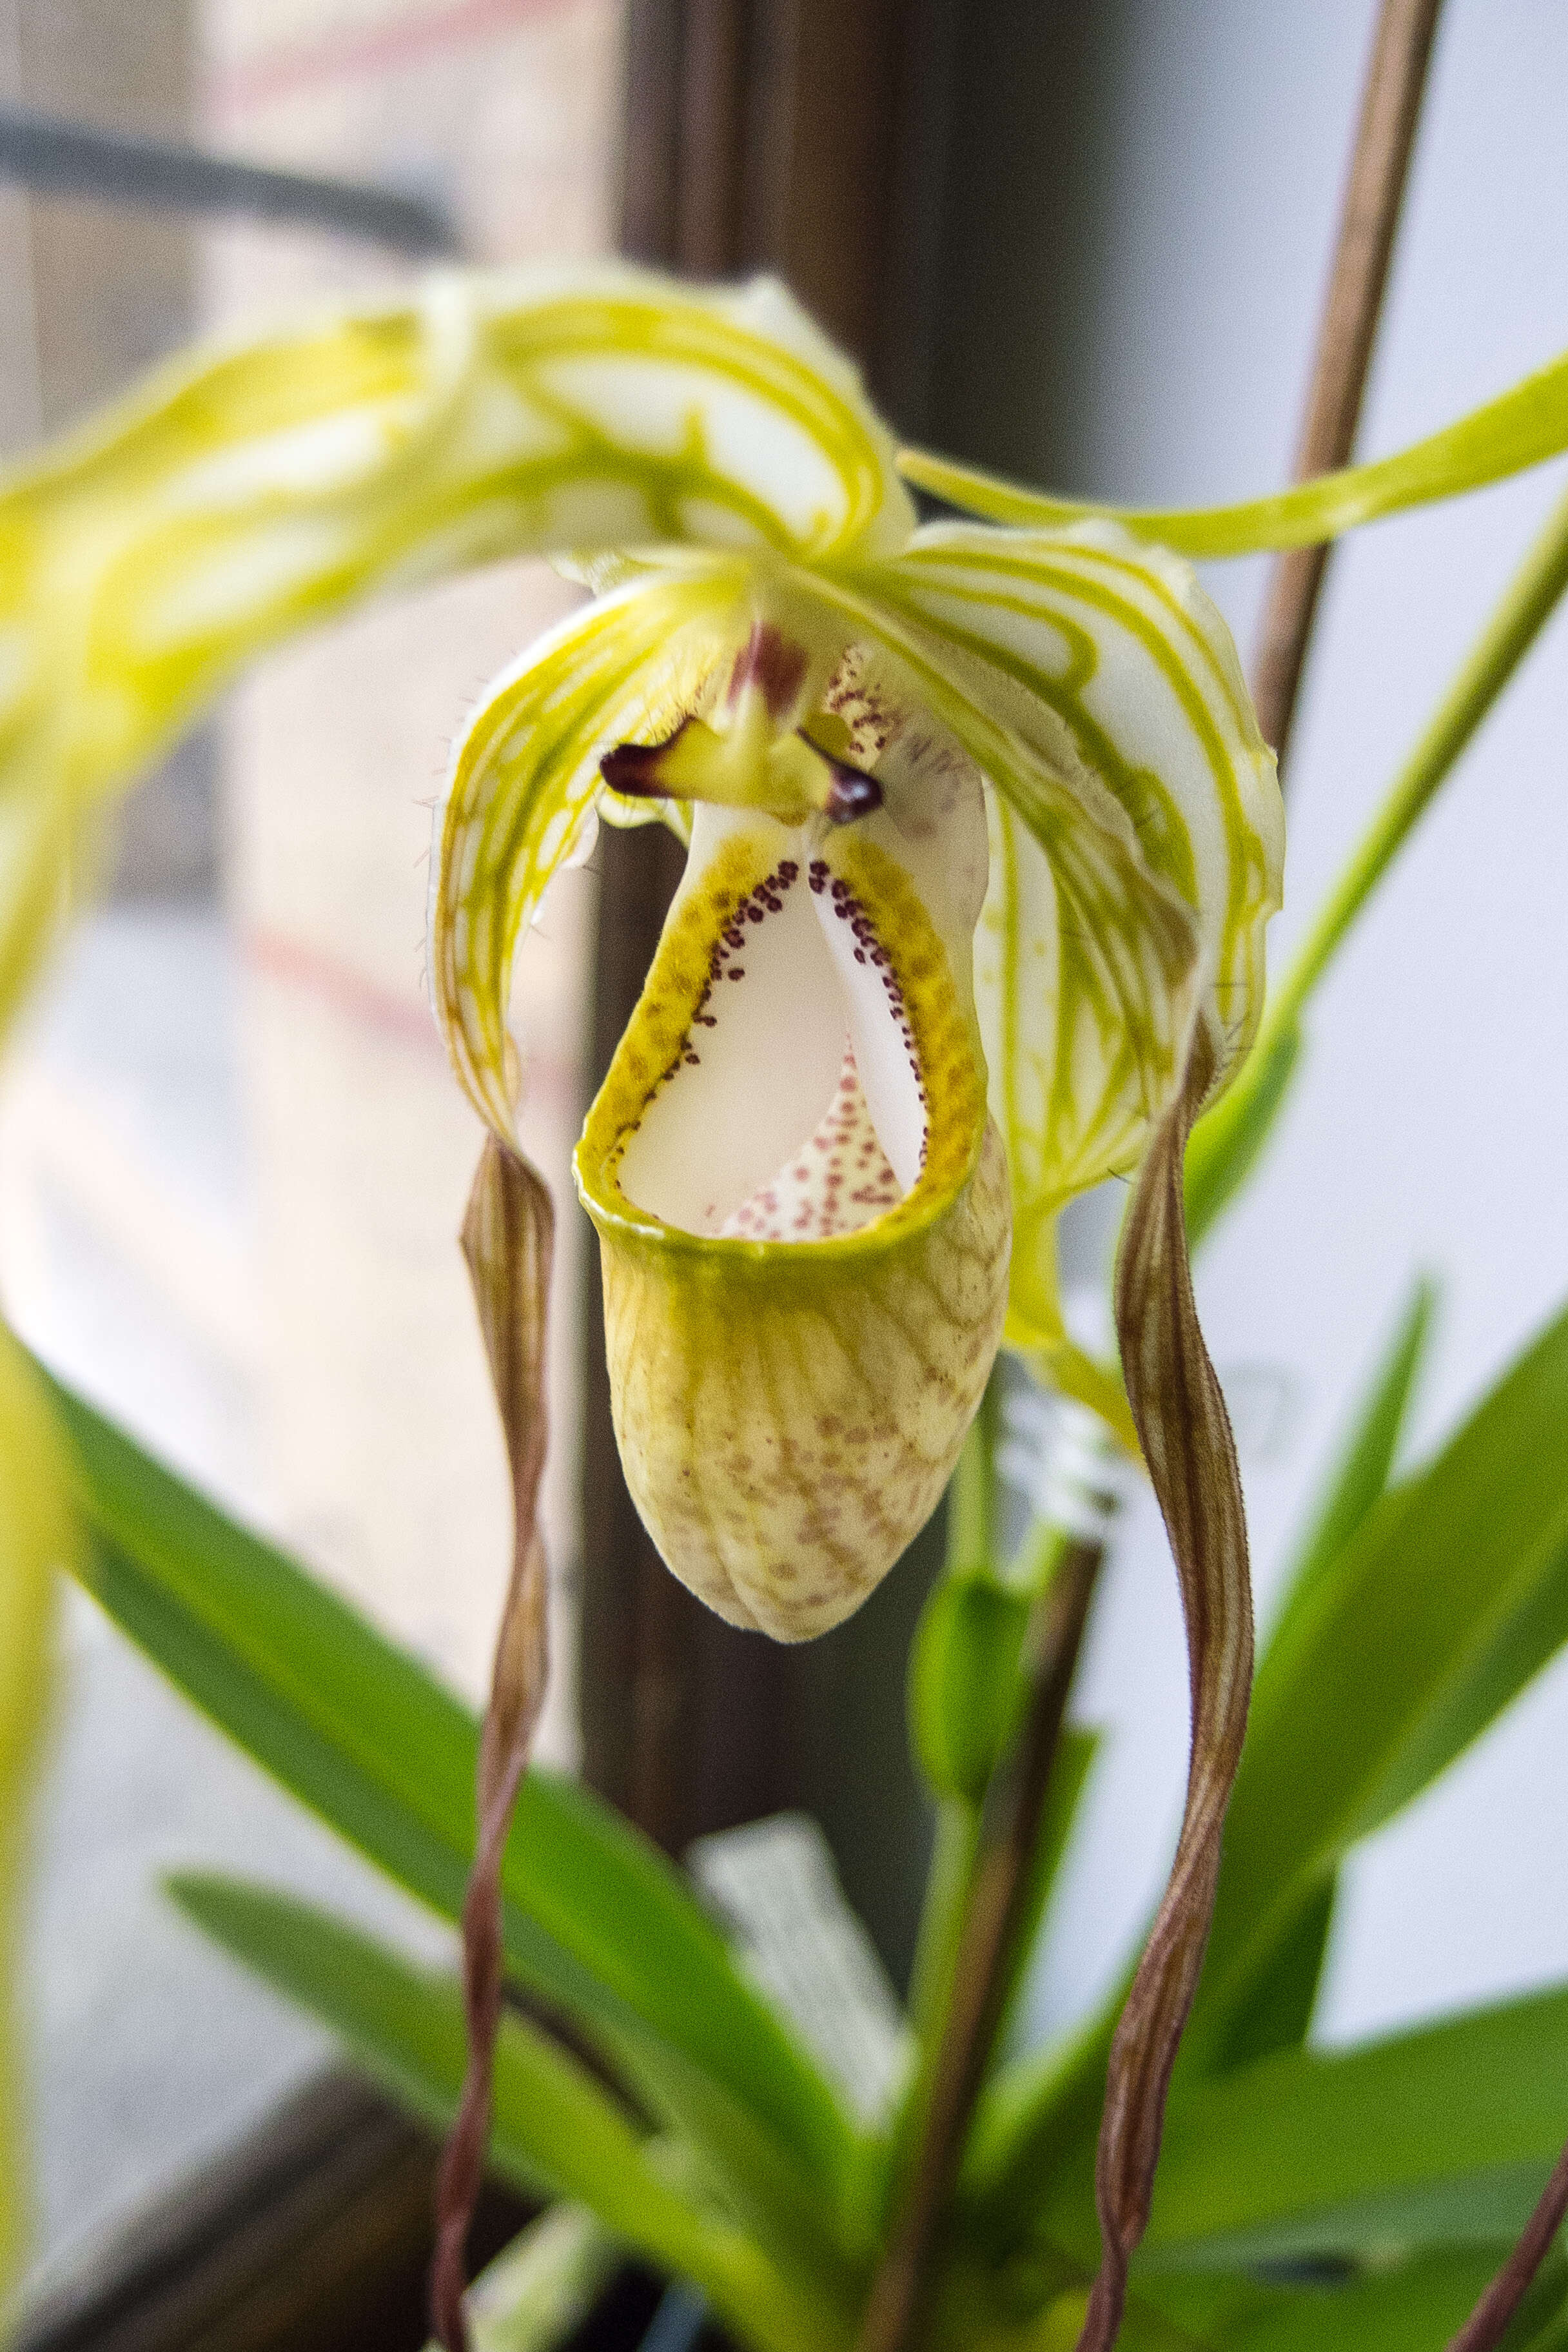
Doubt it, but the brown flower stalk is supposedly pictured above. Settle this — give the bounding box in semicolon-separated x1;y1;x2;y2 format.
1444;2144;1568;2352
854;1536;1105;2352
430;1139;556;2352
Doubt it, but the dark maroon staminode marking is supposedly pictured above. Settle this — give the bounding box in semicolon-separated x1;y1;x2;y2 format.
818;748;883;825
728;623;808;719
599;718;692;798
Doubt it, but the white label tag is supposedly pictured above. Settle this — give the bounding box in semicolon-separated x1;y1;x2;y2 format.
687;1812;912;2126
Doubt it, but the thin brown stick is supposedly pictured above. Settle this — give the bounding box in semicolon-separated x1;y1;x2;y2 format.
429;1139;555;2352
1444;2145;1568;2352
1253;0;1445;765
855;1537;1106;2352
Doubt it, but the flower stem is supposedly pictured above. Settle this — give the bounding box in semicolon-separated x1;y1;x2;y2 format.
946;1375;1000;1578
1273;480;1568;1033
856;1538;1104;2352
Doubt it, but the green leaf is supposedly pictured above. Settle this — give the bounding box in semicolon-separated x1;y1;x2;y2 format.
1184;1020;1302;1250
1195;1294;1568;2043
39;1365;862;2247
586;2020;867;2291
0;1333;73;2306
1126;1984;1568;2275
896;347;1568;552
169;1876;845;2352
1262;1276;1437;1669
908;1572;1032;1804
1203;1875;1337;2078
968;1292;1560;2232
1217;2249;1565;2352
422;2204;620;2352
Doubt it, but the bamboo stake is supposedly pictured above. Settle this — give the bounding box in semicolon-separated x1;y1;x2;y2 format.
1253;0;1445;767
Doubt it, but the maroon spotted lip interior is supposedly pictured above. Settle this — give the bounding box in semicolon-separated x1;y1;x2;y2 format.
613;831;933;1247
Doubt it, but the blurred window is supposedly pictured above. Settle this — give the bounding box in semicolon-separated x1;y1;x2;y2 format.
0;0;620;2311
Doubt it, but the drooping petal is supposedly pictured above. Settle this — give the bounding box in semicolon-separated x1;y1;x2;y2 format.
433;1136;554;2352
896;342;1568;552
1082;1026;1253;2352
0;265;914;1033
431;567;749;1134
574;790;1009;1642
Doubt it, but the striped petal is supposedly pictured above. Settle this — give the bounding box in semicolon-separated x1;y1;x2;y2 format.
431;566;750;1135
440;576;1010;1636
796;533;1280;1363
0;260;910;899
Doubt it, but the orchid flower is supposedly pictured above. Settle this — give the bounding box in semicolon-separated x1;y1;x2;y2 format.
0;258;1279;1640
419;270;1282;1641
27;260;1568;2352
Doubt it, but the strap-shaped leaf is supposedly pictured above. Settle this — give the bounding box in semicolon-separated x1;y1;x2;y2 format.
1194;1294;1568;2060
897;347;1568;553
0;1331;72;2304
37;1363;863;2241
1202;1874;1337;2081
1261;1277;1436;1670
168;1876;845;2352
1183;1019;1302;1250
1218;2249;1567;2352
1133;1983;1568;2273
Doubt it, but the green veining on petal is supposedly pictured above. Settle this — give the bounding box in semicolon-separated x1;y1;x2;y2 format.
861;528;1279;1071
794;565;1204;1177
433;569;747;1132
574;822;1010;1640
0;263;910;885
896;343;1568;551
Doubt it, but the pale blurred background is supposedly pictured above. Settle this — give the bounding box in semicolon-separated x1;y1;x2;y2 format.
959;0;1568;2064
0;0;615;2304
1;0;1566;2326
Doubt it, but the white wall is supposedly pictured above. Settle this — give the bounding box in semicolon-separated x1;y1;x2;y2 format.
1014;0;1568;2049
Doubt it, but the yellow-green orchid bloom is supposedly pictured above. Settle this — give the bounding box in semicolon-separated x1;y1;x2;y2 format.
0;261;1280;1643
422;270;1282;1638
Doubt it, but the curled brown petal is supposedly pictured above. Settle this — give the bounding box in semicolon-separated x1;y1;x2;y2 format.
430;1138;555;2352
1077;1033;1255;2352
